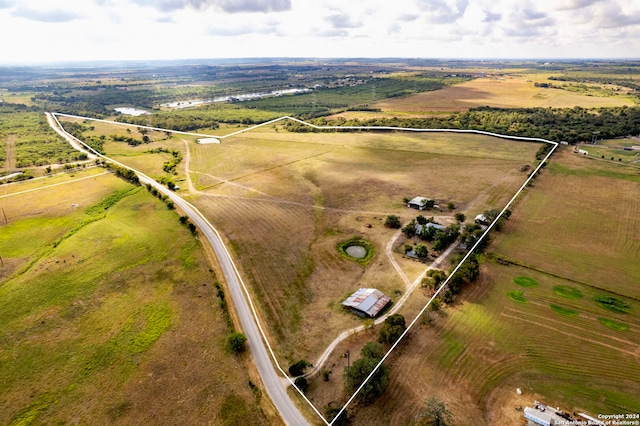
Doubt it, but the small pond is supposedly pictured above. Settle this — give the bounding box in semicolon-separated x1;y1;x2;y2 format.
345;245;367;259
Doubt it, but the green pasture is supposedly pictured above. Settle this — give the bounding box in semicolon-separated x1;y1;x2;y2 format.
0;180;257;425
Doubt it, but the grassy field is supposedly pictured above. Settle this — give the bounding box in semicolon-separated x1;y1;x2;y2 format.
491;149;640;296
0;172;269;425
578;139;640;165
181;125;541;362
373;76;635;114
305;146;640;424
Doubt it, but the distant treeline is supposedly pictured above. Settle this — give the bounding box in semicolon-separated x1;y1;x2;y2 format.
548;75;640;92
115;112;220;131
287;106;640;143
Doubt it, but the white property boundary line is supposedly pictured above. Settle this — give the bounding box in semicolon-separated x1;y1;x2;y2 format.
50;112;558;426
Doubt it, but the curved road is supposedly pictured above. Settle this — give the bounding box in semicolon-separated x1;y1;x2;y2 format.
46;113;309;426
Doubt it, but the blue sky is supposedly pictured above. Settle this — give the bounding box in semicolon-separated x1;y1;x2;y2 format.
1;0;639;64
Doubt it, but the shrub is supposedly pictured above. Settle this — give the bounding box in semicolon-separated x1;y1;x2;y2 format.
294;376;308;393
288;359;310;377
226;333;247;354
384;215;401;229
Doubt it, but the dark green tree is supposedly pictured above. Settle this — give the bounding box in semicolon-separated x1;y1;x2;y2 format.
294;376;308;393
384;215;402;229
288;359;310;377
360;342;384;360
378;314;406;345
226;332;247;354
344;342;389;402
414;243;429;259
402;219;417;238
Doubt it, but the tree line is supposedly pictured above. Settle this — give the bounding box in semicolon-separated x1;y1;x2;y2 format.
286;106;640;143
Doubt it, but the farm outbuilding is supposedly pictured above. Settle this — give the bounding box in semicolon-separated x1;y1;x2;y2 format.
407;196;431;210
524;405;574;426
474;214;489;225
342;288;391;318
415;222;446;235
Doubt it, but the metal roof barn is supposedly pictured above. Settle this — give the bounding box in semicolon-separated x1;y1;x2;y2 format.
342;288;391;317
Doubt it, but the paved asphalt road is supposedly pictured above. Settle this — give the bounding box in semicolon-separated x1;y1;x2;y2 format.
46;113;309;426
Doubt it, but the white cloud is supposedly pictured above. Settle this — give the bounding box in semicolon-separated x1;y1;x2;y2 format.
12;5;81;22
0;0;639;63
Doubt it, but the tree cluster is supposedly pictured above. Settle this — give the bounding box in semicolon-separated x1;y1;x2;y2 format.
105;162;139;185
444;254;480;303
378;314;406;345
292;106;640;144
344;342;389;402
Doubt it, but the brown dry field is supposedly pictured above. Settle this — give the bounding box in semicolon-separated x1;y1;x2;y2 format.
300;147;640;425
374;76;635;114
184;126;541;364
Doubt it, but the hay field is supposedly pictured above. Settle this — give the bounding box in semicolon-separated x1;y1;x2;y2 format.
311;248;640;424
186;126;541;360
341;261;640;425
491;149;640;296
300;146;640;424
0;174;268;425
374;76;635;113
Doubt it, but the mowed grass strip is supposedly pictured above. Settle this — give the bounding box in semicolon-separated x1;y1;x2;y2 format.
553;285;583;299
550;304;579;317
513;276;538;288
0;181;267;425
507;290;528;303
598;317;630;331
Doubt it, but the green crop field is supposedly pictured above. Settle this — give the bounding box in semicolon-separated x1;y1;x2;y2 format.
0;173;268;425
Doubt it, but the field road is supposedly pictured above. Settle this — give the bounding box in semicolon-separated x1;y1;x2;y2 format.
46;113;310;426
307;234;458;379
